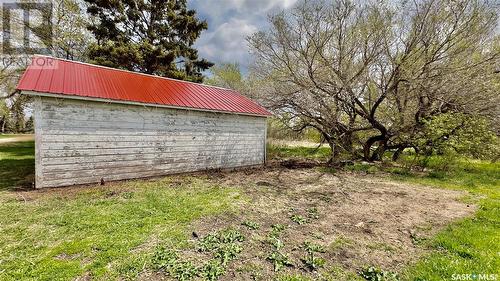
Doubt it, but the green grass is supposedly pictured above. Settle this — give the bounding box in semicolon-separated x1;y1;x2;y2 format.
267;144;331;160
0;178;242;280
391;158;500;280
0;134;15;139
0;140;35;190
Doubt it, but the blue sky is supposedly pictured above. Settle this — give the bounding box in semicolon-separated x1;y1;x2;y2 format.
188;0;298;73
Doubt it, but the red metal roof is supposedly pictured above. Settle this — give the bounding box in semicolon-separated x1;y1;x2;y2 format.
17;56;271;117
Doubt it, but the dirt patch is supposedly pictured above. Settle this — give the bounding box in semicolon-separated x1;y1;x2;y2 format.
184;164;475;280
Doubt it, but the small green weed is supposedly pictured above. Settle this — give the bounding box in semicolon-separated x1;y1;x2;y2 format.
198;228;244;252
241;220;260;230
269;224;287;239
212;243;243;266
267;251;293;272
359;266;399;281
306;208;319;220
290;214;307;225
303;241;325;253
329;236;352;250
302;255;326;271
266;223;293;272
302;242;326;271
275;273;313;281
387;167;412;176
153;228;245;280
151;246;179;271
346;163;378;173
269;237;285;251
324;265;362;280
200;260;226;281
151;247;198;280
172;261;199;281
367;242;395;252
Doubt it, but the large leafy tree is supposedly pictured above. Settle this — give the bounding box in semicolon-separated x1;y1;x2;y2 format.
249;0;499;162
84;0;213;82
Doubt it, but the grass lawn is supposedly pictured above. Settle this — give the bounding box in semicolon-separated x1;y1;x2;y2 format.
0;178;242;280
0;134;19;139
395;159;500;280
0;139;35;190
267;144;331;161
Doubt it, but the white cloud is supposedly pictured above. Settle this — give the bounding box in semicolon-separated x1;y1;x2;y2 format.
189;0;298;71
195;18;258;66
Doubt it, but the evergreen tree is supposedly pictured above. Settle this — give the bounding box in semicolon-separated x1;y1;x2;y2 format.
84;0;213;82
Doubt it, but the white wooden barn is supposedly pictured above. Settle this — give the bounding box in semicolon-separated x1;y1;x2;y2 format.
17;56;271;188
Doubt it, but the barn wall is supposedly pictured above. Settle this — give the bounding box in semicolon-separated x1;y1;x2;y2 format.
34;96;267;188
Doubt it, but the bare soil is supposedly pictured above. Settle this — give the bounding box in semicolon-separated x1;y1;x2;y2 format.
182;162;474;280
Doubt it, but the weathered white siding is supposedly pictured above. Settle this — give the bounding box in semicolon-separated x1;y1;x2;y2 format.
34;96;267;188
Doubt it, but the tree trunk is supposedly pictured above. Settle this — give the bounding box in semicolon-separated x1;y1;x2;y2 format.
363;135;385;161
327;141;340;165
392;146;405;161
370;140;386;161
341;133;354;155
0;116;4;133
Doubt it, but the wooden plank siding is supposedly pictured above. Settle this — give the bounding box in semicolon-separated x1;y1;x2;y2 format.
33;96;267;188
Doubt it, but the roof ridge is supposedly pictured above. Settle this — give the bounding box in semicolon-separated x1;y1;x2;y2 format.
20;55;272;117
31;54;241;94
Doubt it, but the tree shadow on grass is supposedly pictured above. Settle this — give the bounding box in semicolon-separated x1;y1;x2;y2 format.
0;141;35;191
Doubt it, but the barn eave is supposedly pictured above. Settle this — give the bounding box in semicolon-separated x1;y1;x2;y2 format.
21;90;272;118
